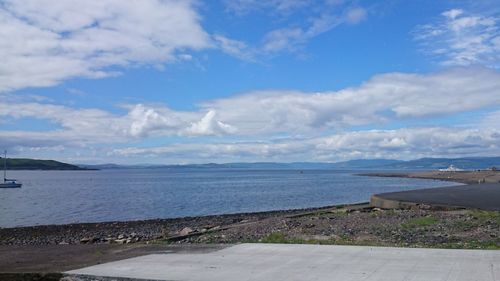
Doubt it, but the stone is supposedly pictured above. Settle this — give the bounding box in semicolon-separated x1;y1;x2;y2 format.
114;239;126;244
80;237;91;243
118;234;125;239
179;227;194;236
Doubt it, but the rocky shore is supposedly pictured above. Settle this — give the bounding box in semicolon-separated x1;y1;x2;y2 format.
1;171;499;276
3;170;498;248
1;203;498;250
0;205;341;246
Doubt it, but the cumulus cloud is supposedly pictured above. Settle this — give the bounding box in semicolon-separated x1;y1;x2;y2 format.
127;104;195;138
2;67;500;161
185;110;237;136
414;8;500;67
0;0;211;93
202;67;500;134
0;0;371;92
111;126;500;163
2;67;500;137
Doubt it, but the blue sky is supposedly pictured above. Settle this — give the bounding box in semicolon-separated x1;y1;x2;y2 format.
1;0;500;164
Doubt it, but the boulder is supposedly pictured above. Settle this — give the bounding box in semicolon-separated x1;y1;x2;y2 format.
80;237;91;243
179;227;194;236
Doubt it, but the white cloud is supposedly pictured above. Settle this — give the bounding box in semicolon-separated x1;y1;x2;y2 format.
213;35;255;61
0;0;211;93
414;8;500;67
202;67;500;134
110;126;500;163
185;110;237;136
262;6;367;53
224;0;314;15
480;110;500;129
223;0;368;54
442;9;464;20
344;7;367;25
0;0;371;92
2;67;500;139
2;67;500;161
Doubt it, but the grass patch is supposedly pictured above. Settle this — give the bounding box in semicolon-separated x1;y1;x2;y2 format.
260;232;306;244
452;210;500;231
258;232;394;247
470;210;500;224
402;217;439;228
438;240;500;250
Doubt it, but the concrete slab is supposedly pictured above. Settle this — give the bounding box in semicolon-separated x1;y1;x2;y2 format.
371;183;500;211
65;243;500;281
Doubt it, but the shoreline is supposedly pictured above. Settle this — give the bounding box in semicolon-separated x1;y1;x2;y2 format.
1;171;499;273
1;170;472;230
2;203;499;274
0;203;369;246
358;170;500;184
2;170;499;247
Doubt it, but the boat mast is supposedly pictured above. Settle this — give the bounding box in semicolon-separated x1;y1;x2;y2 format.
3;150;6;182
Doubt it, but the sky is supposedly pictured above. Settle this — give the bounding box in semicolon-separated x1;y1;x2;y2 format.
1;0;500;164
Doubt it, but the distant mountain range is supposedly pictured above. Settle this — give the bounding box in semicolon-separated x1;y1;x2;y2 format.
4;156;499;171
79;157;500;171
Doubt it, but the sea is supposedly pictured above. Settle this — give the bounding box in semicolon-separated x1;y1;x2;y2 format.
0;168;459;228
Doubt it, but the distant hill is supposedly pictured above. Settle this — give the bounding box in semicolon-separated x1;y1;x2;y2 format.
77;163;127;170
1;158;91;170
326;159;404;169
382;157;500;170
82;156;500;171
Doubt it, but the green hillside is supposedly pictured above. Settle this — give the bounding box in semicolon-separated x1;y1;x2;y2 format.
1;158;89;170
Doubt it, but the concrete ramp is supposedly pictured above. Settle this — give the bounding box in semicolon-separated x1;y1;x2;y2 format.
65;243;500;281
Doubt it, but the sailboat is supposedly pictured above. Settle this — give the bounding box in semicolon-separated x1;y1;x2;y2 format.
1;150;22;188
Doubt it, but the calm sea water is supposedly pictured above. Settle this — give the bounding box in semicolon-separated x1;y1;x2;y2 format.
0;169;458;227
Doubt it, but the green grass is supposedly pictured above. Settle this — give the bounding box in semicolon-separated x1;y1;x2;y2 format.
448;210;500;231
260;233;306;244
258;232;500;250
402;217;439;228
438;240;500;250
258;232;397;247
470;210;500;224
2;157;85;170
